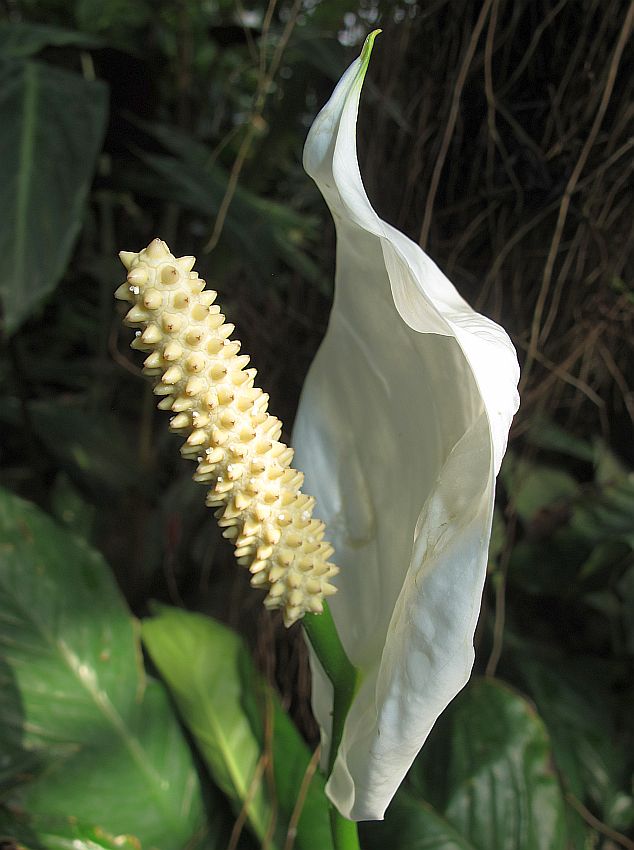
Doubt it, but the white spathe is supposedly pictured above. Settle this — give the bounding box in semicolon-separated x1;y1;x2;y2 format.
292;33;520;821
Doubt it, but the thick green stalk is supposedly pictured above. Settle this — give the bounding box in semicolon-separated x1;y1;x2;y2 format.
303;603;361;850
329;806;361;850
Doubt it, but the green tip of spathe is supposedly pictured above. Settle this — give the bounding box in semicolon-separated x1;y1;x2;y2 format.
359;29;381;75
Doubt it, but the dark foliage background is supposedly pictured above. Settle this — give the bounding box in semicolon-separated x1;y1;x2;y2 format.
0;1;632;848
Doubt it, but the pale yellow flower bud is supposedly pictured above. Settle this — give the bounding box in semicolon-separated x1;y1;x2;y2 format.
116;238;338;626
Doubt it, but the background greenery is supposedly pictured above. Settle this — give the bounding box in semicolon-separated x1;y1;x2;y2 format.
0;1;632;848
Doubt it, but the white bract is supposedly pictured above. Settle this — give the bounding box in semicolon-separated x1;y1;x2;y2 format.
293;33;520;821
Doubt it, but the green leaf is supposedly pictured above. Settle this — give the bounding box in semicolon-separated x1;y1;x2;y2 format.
407;679;568;850
506;455;634;596
142;606;333;850
501;455;579;525
572;476;634;548
0;808;140;850
0;399;142;495
0;60;107;334
0;487;209;849
50;474;95;539
506;651;632;831
360;793;475;850
125;119;322;285
0;22;104;57
525;419;594;462
592;441;629;484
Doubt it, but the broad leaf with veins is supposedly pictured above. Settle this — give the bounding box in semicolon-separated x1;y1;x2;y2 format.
0;487;208;849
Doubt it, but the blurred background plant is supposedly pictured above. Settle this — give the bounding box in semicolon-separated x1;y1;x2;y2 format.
0;1;632;849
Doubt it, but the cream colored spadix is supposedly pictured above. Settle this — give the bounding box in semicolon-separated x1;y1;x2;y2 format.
116;239;338;626
293;33;520;820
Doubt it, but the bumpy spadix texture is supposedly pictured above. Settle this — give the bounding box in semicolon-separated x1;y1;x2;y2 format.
116;239;337;626
293;34;521;820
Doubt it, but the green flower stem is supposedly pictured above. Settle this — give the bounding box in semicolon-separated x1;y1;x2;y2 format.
302;602;358;773
329;805;361;850
303;602;361;850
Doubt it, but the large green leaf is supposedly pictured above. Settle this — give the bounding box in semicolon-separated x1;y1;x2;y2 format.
0;487;209;850
142;606;333;850
0;59;107;333
0;809;140;850
405;679;567;850
505;650;633;833
360;793;475;850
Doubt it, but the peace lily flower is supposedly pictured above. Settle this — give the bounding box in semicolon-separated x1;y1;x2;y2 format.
292;33;520;821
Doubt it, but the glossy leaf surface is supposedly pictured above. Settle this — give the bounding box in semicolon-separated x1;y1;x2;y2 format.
0;488;207;849
406;679;567;850
0;809;140;850
361;794;474;850
142;606;333;850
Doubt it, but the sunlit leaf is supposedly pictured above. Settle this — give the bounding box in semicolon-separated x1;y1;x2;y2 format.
0;488;209;849
0;809;140;850
142;606;333;850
